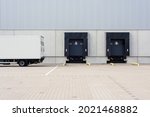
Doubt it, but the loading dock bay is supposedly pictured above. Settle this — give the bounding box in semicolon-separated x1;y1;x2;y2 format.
0;64;150;100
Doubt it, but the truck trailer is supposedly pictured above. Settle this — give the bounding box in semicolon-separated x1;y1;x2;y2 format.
0;35;45;67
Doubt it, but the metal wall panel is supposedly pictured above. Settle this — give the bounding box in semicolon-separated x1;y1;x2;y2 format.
0;30;150;63
97;31;106;56
138;31;150;56
0;0;150;29
0;0;1;28
0;0;57;29
88;31;97;56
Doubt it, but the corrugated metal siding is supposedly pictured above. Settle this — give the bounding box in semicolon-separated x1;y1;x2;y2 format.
0;0;1;28
0;0;150;29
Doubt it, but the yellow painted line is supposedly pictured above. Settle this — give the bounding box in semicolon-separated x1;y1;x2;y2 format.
110;63;114;66
130;62;140;66
86;62;91;66
63;62;66;66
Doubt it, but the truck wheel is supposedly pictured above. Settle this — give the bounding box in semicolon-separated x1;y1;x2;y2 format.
18;60;28;67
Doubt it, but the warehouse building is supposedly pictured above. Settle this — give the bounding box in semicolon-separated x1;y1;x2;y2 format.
0;0;150;64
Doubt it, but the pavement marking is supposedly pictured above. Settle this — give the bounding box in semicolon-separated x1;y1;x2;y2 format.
130;62;140;66
110;63;114;66
63;62;66;66
45;66;58;76
86;62;91;66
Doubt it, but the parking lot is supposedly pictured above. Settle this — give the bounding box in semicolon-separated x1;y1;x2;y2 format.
0;63;150;100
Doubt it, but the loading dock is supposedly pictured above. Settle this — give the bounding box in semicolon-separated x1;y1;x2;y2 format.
65;32;88;63
106;32;130;63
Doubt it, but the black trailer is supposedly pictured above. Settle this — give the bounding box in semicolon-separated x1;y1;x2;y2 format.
65;32;88;63
106;32;130;63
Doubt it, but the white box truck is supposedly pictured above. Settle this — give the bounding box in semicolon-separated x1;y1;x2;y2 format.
0;35;45;67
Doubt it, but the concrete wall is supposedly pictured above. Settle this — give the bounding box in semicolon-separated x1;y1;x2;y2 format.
0;30;150;64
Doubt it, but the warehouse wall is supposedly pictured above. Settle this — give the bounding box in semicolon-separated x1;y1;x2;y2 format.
0;30;150;64
0;0;150;29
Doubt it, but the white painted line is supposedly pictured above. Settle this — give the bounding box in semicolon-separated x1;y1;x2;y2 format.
45;66;58;76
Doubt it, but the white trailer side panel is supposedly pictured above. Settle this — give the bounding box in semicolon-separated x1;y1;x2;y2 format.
0;35;42;59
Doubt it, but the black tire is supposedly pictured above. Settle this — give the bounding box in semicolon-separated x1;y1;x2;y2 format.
18;60;28;67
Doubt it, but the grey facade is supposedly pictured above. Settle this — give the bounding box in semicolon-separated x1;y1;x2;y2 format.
0;0;150;29
0;0;150;64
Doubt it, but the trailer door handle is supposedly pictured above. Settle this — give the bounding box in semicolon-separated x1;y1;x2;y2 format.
107;49;109;52
127;49;129;52
85;49;87;52
66;49;67;52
